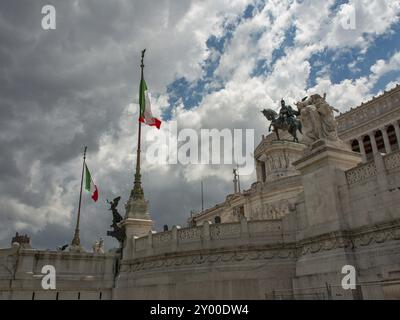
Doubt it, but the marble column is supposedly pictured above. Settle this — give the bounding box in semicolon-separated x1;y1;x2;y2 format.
369;132;378;155
381;127;392;154
393;120;400;149
256;161;262;182
261;161;267;182
357;137;367;162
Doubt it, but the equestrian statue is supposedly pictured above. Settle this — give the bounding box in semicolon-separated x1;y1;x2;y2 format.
261;99;302;142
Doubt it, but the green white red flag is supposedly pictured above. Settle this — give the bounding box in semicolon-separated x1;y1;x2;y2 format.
138;76;161;129
84;163;98;202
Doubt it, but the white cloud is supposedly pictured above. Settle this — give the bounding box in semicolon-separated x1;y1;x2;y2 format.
1;0;400;250
370;51;400;81
103;0;400;233
295;0;400;50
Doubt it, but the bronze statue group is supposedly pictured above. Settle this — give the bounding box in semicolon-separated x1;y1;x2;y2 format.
262;94;339;145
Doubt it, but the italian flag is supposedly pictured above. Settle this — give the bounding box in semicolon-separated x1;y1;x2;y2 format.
85;163;98;202
138;76;161;129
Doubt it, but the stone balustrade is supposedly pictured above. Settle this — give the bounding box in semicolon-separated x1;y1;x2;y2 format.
384;150;400;171
345;149;400;185
130;219;283;259
152;230;172;247
345;160;377;185
178;226;202;242
0;247;117;300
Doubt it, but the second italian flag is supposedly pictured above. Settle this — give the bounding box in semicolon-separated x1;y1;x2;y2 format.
139;75;161;129
85;163;98;202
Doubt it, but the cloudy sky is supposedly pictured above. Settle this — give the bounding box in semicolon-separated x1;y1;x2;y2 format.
0;0;399;250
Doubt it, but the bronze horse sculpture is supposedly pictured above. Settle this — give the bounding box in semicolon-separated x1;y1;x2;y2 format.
261;107;302;143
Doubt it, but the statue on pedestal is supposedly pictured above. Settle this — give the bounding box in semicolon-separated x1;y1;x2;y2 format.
262;99;303;142
11;232;31;249
92;238;105;254
295;93;341;146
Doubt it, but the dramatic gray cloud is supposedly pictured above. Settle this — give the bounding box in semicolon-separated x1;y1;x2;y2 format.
0;0;249;249
0;0;399;251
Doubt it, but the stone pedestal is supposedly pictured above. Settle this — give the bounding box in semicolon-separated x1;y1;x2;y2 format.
125;194;151;219
121;196;154;259
254;139;307;183
293;139;363;300
69;244;85;253
293;139;362;238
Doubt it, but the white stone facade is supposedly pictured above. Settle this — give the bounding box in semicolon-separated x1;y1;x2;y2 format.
113;145;400;299
0;245;116;300
1;86;400;300
337;85;400;162
190;85;400;227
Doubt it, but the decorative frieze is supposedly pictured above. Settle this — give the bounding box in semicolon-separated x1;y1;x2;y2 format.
338;109;400;141
337;87;400;135
126;248;297;272
255;141;306;184
123;219;400;272
298;221;400;257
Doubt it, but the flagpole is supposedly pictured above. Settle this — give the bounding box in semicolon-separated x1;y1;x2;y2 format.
131;49;146;200
71;146;87;247
201;181;204;213
237;164;241;193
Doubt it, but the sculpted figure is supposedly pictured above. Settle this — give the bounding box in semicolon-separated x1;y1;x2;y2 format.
295;93;340;145
262;99;302;142
106;196;125;245
108;196;123;223
314;94;339;140
92;238;105;254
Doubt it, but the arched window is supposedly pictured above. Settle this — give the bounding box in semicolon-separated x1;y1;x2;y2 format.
261;161;266;182
214;216;221;224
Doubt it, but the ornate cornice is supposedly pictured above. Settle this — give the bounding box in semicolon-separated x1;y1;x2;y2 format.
297;219;400;256
337;84;400;120
120;245;297;273
337;85;400;140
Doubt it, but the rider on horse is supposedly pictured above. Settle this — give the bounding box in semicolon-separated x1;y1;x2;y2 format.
261;98;302;142
278;99;298;127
